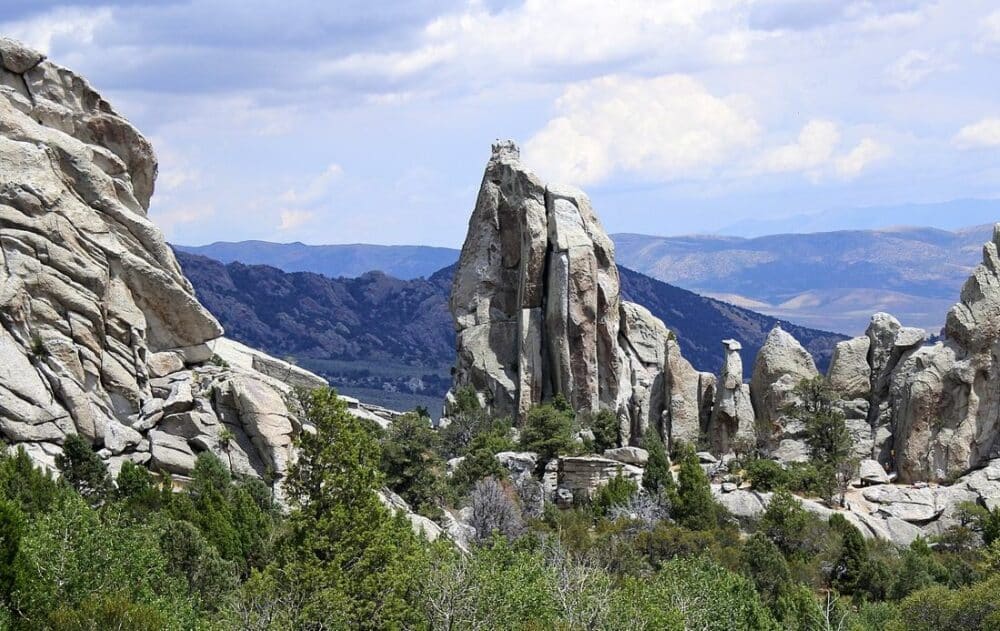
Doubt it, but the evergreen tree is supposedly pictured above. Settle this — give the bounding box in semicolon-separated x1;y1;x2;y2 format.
55;434;111;505
642;430;677;505
760;489;815;557
0;499;24;607
789;377;856;505
381;411;445;518
0;447;62;516
673;443;717;530
830;514;868;597
275;388;427;628
741;532;792;607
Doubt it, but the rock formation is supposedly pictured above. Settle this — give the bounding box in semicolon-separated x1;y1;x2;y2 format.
449;142;707;447
750;326;820;461
705;340;755;454
0;38;358;489
886;226;1000;482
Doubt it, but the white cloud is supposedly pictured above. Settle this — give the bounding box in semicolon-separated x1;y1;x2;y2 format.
835;138;891;179
280;164;344;204
756;122;889;180
523;74;759;185
857;9;924;33
885;50;939;89
1;6;113;55
151;205;214;241
317;0;746;86
953;118;1000;149
278;210;316;231
980;9;1000;48
757;120;840;174
316;44;456;80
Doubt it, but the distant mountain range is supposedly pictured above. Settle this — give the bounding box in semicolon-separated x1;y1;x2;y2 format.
174;241;460;280
613;224;992;335
175;221;994;337
718;199;1000;237
175;250;844;415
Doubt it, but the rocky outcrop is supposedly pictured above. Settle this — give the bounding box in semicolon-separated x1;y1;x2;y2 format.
665;338;713;448
886;227;1000;482
0;38;327;488
750;326;819;460
714;460;1000;547
449;142;706;447
706;340;754;454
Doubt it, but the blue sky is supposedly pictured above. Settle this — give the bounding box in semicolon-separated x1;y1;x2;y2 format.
4;1;1000;246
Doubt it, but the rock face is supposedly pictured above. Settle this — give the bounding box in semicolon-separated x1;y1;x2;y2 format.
827;335;871;400
0;39;324;487
449;142;706;447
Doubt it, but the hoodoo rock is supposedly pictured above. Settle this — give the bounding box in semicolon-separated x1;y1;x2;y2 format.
706;340;755;454
449;142;707;446
0;38;341;488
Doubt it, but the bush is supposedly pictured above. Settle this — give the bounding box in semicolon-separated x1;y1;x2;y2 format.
744;459;789;491
55;434;111;505
519;397;576;462
642;430;676;501
449;422;514;495
593;474;638;517
890;538;948;601
470;477;524;543
0;447;63;516
759;490;819;558
438;409;511;459
741;532;792;607
896;574;1000;631
581;409;620;453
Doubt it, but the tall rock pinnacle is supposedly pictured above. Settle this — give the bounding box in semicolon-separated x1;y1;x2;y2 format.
448;142;708;446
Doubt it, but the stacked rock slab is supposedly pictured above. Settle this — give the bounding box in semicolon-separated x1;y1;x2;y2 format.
0;38;338;487
449;142;706;446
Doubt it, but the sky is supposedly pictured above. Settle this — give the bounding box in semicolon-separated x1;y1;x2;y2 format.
4;0;1000;247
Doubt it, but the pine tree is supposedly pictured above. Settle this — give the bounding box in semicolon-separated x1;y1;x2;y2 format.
277;388;427;629
673;443;717;530
741;532;791;607
55;434;111;505
830;514;868;597
642;430;676;504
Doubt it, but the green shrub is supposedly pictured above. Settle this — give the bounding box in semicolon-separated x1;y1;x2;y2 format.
745;459;789;491
593;474;638;517
519;396;576;462
759;490;820;558
582;409;620;453
55;435;111;505
642;430;676;501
